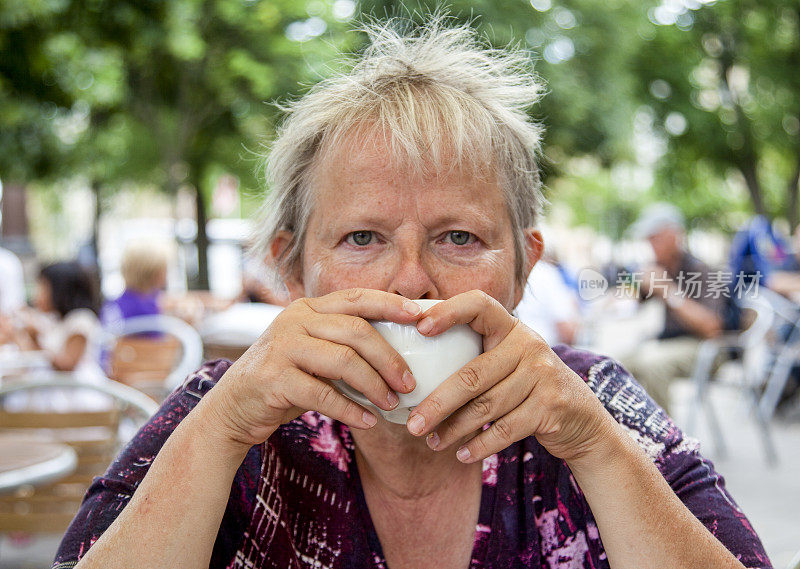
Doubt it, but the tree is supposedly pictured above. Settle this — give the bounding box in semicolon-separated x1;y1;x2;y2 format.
1;0;357;287
633;0;800;229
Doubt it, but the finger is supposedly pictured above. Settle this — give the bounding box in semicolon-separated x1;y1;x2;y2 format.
288;335;400;412
283;368;378;430
426;368;533;451
304;288;423;323
452;402;535;464
415;290;520;350
302;313;415;394
406;341;521;435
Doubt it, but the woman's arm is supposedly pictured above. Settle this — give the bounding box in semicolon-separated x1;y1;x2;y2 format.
69;289;421;568
567;422;745;569
73;394;256;569
49;334;87;371
407;290;762;569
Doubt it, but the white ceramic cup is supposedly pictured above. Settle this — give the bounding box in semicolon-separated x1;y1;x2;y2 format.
333;299;484;424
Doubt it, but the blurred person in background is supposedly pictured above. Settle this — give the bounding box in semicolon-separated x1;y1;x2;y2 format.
763;224;800;299
4;261;108;411
620;203;724;413
0;243;26;315
239;254;290;307
515;254;581;345
101;241;169;328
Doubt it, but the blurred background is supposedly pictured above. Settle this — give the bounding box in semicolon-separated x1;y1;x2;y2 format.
1;0;799;567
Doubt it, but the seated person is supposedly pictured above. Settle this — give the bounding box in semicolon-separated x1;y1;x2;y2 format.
101;242;169;329
619;203;725;414
515;256;581;345
53;17;770;569
765;224;800;299
6;261;107;411
0;244;26;316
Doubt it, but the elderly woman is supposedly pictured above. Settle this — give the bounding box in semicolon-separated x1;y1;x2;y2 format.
55;18;770;569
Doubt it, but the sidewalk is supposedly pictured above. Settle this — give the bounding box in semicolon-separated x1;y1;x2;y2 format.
672;379;800;568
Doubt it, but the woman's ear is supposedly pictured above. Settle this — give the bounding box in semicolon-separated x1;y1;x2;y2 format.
269;231;305;300
513;229;544;307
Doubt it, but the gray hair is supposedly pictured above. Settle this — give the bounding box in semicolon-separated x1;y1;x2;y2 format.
253;15;545;286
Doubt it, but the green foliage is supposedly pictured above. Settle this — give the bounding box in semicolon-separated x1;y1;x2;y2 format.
2;0;799;245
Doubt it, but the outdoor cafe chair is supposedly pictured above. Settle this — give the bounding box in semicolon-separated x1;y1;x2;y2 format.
0;377;158;535
755;287;800;424
104;314;203;401
685;292;778;465
199;302;283;363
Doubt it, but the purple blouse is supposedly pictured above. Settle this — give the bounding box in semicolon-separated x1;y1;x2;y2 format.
100;288;160;328
53;346;772;569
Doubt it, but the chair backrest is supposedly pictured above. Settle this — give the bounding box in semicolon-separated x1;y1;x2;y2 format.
199;303;283;363
110;334;182;395
104;314;203;399
0;379;158;534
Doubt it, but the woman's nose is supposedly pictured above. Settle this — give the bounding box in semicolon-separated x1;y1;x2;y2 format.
386;252;439;300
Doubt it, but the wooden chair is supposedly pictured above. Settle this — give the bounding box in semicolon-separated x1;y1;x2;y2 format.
203;342;249;363
104;315;203;401
0;379;158;535
109;334;182;400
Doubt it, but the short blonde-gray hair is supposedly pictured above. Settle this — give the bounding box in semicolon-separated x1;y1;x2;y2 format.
254;14;544;285
120;241;169;292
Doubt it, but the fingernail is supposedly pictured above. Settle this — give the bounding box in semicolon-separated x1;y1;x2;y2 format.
456;446;471;462
407;413;425;435
403;300;421;315
426;432;440;450
363;411;377;427
402;370;416;392
417;317;433;334
387;391;399;409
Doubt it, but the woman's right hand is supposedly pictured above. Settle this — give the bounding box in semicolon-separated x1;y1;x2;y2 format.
199;288;422;449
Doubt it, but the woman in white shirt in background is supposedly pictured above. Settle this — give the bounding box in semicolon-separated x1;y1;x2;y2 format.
5;261;108;411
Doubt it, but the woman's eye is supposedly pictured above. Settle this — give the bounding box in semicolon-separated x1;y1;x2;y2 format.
347;231;374;246
448;231;473;246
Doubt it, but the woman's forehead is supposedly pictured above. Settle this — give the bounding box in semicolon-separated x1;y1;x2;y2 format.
310;150;507;227
315;130;502;200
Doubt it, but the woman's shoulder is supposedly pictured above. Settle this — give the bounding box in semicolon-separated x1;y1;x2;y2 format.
551;344;690;454
63;307;101;328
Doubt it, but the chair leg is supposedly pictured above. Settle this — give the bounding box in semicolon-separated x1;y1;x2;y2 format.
748;387;779;466
759;348;798;422
702;395;727;459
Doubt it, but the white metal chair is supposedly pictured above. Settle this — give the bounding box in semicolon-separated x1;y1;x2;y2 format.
199;302;283;362
685;293;778;464
0;377;158;533
755;288;800;423
103;314;204;399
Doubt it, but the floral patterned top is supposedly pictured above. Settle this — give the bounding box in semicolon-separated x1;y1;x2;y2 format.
53;346;772;569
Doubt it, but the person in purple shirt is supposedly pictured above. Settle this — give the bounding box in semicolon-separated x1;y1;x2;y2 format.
54;15;771;569
101;242;168;329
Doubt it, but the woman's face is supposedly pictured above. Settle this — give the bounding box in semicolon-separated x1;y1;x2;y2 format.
281;139;541;310
34;277;54;313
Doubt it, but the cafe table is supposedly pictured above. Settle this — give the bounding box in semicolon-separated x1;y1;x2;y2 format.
0;433;78;495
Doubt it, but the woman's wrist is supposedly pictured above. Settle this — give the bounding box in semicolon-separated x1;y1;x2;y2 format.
563;418;638;484
189;394;262;465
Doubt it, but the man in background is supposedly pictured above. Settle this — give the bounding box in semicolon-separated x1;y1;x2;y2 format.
621;203;724;414
0;244;25;315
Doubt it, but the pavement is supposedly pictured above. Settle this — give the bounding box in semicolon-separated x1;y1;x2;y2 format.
671;378;800;569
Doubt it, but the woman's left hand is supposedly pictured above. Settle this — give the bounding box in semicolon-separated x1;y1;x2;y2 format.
406;290;617;464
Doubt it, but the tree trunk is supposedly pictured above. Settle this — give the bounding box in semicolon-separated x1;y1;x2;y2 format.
738;159;766;216
787;156;800;232
194;184;210;290
90;180;102;264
